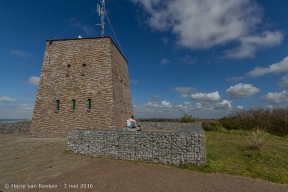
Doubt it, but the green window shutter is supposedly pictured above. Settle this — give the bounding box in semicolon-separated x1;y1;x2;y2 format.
56;100;60;110
72;100;76;110
88;99;92;109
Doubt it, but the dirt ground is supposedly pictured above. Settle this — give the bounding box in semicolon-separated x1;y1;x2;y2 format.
1;133;288;192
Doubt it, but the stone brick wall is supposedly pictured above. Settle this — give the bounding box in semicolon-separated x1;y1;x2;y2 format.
30;37;133;138
110;41;134;130
66;122;206;165
0;123;30;134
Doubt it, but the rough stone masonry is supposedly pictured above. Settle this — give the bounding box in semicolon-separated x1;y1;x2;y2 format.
0;123;30;134
30;37;133;138
66;122;206;165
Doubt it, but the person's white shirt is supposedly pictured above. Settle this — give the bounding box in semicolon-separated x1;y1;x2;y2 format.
127;118;136;126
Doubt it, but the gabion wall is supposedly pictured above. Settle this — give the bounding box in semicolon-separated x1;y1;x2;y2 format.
138;122;187;130
66;122;206;165
0;123;30;134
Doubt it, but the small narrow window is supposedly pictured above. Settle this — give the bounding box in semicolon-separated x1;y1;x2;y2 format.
81;64;86;76
72;100;76;110
66;65;71;76
88;99;92;109
56;100;60;110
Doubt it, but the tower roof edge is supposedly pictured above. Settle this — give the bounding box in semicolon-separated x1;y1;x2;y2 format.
46;36;128;63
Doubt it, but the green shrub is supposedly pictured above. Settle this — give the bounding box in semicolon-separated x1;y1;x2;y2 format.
219;107;288;136
179;114;195;123
18;119;32;123
202;120;224;131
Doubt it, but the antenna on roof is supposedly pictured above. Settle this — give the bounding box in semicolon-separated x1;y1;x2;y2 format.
96;0;105;37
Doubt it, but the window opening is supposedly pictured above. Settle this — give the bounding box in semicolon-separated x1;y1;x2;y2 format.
72;100;76;110
56;100;60;110
81;64;86;76
88;99;92;109
66;65;71;76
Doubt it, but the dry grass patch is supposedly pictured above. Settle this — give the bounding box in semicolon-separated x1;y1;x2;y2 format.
248;128;269;151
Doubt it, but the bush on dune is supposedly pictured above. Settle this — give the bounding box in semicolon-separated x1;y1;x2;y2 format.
202;120;224;131
219;107;288;136
179;114;196;123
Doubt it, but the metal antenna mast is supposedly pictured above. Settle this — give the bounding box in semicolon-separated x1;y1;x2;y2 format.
96;0;105;37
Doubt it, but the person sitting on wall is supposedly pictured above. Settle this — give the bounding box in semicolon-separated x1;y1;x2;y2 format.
127;115;142;131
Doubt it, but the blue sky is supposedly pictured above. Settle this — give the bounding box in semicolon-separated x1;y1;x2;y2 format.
1;0;288;119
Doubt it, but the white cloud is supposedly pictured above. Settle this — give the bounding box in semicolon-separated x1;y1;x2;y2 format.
248;56;288;77
162;37;169;45
146;95;161;102
161;100;170;106
9;50;32;57
0;104;33;119
237;106;244;109
28;76;40;86
18;104;34;111
161;59;170;65
266;105;274;109
226;76;245;82
215;100;232;109
133;100;241;118
0;96;29;104
226;83;260;98
174;87;193;93
131;0;284;58
130;79;139;84
224;31;284;58
179;55;197;65
173;87;197;98
278;74;288;88
69;17;94;34
191;91;221;102
0;96;18;103
196;103;202;109
228;56;288;81
179;94;189;98
261;91;288;104
183;102;190;105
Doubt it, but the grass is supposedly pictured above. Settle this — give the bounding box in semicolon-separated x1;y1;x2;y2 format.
178;126;288;184
18;119;32;123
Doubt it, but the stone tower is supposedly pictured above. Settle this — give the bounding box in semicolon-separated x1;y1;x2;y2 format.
30;37;133;137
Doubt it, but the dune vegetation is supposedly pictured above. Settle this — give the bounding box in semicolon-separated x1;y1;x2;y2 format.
178;107;288;184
